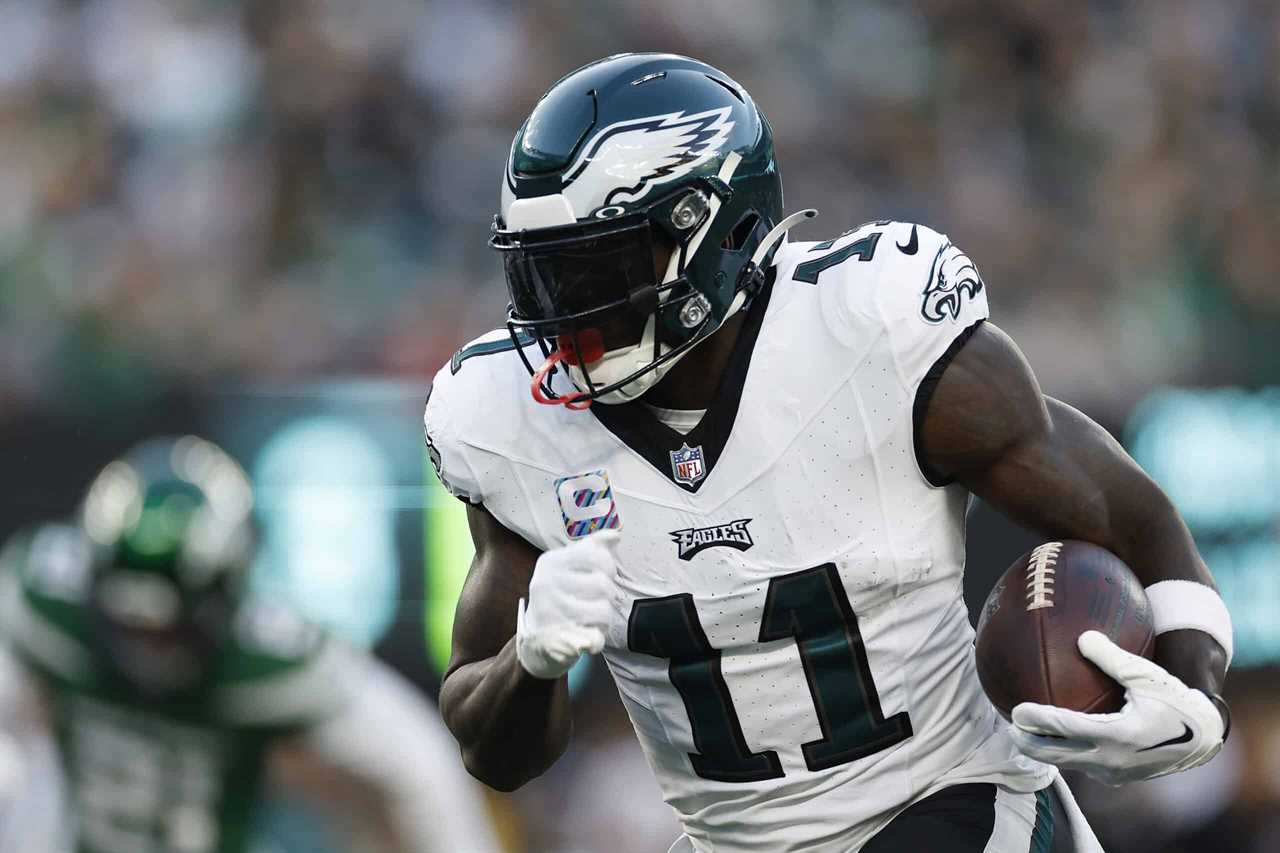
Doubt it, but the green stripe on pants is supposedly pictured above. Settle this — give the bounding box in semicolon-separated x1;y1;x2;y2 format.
1029;787;1055;853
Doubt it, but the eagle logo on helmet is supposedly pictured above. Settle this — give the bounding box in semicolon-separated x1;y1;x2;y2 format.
559;107;735;216
921;243;985;324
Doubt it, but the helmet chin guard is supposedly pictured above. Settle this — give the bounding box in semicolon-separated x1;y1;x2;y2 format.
567;314;665;405
565;292;734;405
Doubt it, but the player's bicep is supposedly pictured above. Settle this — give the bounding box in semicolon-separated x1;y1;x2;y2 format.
917;322;1049;483
443;504;541;680
920;322;1173;548
963;398;1145;545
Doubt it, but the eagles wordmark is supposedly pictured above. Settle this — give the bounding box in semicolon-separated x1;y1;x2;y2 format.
669;519;754;561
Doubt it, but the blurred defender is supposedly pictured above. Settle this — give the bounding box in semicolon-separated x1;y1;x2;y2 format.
427;54;1233;852
0;437;500;853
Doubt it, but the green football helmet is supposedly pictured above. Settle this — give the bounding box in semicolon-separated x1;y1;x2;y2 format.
80;435;255;696
491;53;813;407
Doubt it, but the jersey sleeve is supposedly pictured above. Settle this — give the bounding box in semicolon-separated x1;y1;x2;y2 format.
424;348;490;505
420;327;566;553
817;221;990;486
879;224;990;486
874;223;990;391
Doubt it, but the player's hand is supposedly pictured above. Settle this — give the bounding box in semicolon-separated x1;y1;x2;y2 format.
1008;631;1225;785
515;531;621;680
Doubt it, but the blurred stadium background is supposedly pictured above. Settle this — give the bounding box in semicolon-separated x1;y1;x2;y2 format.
1;0;1278;851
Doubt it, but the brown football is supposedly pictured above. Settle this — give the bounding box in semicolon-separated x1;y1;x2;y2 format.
975;540;1155;720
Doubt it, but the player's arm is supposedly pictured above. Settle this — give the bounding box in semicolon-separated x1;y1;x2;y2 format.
439;504;569;791
439;504;619;791
919;321;1230;783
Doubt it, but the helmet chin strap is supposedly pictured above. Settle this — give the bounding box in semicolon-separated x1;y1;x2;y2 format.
539;208;820;408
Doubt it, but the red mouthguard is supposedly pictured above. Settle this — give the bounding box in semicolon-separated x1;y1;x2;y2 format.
530;329;605;411
556;328;605;365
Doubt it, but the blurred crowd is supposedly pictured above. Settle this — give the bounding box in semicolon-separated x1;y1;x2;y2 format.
3;0;1280;427
2;2;1279;852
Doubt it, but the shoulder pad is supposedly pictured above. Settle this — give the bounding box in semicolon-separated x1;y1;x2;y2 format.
3;523;92;605
212;601;358;728
425;328;544;504
0;524;94;686
793;220;989;387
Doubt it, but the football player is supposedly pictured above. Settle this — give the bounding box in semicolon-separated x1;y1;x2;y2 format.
427;54;1232;852
0;436;501;853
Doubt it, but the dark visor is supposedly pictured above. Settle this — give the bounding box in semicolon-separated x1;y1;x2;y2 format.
493;215;658;327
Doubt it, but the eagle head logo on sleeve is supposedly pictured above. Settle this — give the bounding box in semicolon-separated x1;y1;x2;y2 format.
921;243;985;324
558;107;735;217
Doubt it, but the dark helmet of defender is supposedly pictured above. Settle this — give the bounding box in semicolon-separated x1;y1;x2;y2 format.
491;53;812;408
80;436;255;697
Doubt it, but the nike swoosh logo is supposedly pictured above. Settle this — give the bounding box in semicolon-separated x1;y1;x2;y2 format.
897;224;918;255
1136;723;1194;752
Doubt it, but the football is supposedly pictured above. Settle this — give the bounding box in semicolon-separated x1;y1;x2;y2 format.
975;540;1155;720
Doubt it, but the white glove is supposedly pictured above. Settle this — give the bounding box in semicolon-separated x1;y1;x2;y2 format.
515;531;621;680
1009;630;1225;786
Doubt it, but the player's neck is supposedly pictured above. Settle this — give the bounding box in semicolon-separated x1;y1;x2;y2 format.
640;310;747;411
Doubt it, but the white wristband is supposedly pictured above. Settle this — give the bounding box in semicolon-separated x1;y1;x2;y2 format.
1145;580;1234;667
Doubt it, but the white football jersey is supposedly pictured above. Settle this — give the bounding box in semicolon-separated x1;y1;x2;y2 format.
426;221;1054;852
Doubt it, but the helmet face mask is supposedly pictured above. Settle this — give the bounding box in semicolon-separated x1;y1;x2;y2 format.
495;187;720;404
492;53;787;406
80;436;255;698
90;569;231;697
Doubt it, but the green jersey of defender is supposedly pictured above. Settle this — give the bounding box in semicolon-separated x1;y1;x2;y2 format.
0;522;354;853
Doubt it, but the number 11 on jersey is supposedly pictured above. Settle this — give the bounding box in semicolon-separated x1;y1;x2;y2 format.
628;564;913;782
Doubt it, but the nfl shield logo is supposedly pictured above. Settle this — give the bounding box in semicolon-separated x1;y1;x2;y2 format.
669;443;706;487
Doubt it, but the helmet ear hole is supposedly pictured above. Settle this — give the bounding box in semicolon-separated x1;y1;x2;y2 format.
723;212;760;251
